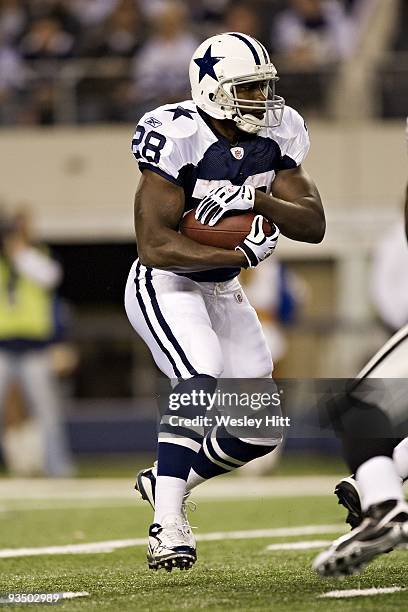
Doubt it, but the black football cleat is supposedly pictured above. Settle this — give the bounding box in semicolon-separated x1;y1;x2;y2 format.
313;499;408;577
135;464;157;510
334;476;363;529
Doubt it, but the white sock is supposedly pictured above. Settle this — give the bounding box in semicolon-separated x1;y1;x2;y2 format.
154;476;187;525
393;437;408;480
186;468;206;492
356;456;404;512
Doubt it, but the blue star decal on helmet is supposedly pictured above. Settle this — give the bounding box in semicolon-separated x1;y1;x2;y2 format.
165;106;196;121
194;45;223;82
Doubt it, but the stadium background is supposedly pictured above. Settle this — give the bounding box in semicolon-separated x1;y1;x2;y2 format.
1;0;407;469
0;0;407;469
2;2;408;609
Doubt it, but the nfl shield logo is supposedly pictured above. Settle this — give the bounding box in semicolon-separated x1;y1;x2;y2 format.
231;146;244;160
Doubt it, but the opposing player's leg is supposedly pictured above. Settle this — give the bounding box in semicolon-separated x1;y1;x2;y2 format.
314;367;408;576
125;261;223;570
335;436;408;530
334;325;408;530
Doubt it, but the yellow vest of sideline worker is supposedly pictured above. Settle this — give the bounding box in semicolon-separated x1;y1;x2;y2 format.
0;257;54;340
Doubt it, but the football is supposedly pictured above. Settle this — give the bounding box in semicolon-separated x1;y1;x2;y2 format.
180;210;272;250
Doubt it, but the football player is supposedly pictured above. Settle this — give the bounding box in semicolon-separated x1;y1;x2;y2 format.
125;32;325;571
313;133;408;577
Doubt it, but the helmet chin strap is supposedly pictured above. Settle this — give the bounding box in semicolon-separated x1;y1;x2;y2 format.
234;113;262;134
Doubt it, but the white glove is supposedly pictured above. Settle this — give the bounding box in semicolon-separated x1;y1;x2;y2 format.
236;215;280;268
195;184;255;226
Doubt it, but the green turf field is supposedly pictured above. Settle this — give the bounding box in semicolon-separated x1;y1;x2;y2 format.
0;477;407;611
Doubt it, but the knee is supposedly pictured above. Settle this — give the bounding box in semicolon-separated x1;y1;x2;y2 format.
240;436;282;448
167;375;218;417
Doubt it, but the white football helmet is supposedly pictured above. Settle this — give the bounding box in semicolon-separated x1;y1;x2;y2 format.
189;32;285;134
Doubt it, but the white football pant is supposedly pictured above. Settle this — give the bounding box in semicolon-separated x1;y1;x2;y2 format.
125;259;273;380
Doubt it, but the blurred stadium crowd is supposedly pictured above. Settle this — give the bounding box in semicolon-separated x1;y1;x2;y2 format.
1;0;407;125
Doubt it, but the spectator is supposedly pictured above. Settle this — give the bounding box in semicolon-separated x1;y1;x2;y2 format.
223;1;261;39
67;0;118;28
0;35;26;124
0;207;74;477
132;0;198;107
88;0;144;58
272;0;352;68
26;1;80;37
19;15;75;59
0;0;28;45
188;0;231;36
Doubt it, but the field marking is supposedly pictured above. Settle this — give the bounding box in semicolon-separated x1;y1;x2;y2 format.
0;476;340;503
319;587;406;599
266;540;331;551
60;592;90;600
0;524;345;559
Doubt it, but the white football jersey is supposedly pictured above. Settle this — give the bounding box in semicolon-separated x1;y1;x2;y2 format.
131;101;310;282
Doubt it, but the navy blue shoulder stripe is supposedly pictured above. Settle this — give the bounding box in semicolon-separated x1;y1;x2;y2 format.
229;32;261;66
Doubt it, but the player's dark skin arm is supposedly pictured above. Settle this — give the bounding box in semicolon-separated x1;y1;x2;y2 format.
211;83;325;244
254;166;325;243
135;170;247;271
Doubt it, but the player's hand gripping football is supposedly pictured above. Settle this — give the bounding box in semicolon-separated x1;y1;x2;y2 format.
195;185;255;226
235;215;280;268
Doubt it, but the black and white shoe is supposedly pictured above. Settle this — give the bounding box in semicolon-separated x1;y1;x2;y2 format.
334;476;363;529
135;463;157;510
135;462;195;520
147;515;196;572
313;499;408;577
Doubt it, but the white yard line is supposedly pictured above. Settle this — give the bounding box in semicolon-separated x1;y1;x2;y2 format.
266;540;331;551
0;476;339;506
0;524;346;559
319;587;406;599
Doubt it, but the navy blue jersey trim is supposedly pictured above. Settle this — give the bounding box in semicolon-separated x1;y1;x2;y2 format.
138;162;182;186
277;155;298;171
145;267;199;377
229;33;261;65
134;261;181;378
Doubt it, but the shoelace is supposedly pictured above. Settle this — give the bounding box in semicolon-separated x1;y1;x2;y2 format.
162;523;194;547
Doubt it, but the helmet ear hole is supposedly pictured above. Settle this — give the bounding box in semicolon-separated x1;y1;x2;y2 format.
209;93;214;101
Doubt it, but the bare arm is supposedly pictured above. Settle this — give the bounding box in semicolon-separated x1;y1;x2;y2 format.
253;165;325;243
135;170;246;271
